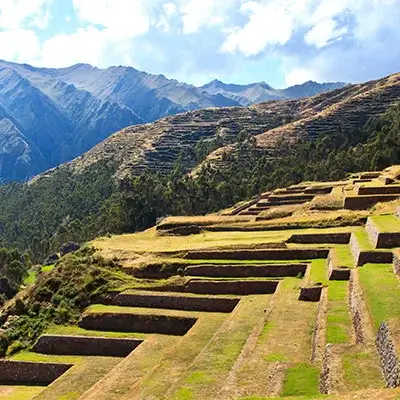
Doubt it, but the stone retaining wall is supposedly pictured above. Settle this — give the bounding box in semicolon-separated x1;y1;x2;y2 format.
358;186;400;195
79;313;197;335
287;233;350;244
113;293;240;313
393;250;400;276
230;198;260;215
299;286;322;302
319;345;332;394
349;233;393;266
326;250;350;281
0;360;72;385
376;322;400;388
349;272;365;344
184;263;307;278
366;218;380;247
344;195;400;210
365;217;400;248
184;249;329;260
186;279;279;295
33;335;143;357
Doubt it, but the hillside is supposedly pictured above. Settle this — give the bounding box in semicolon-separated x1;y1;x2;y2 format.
4;166;400;399
60;72;400;180
0;60;345;183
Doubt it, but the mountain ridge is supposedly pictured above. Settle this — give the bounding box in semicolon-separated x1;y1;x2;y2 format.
0;59;348;182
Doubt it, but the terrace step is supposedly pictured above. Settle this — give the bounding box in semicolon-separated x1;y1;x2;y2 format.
33;335;143;357
186;279;279;295
184;263;308;278
113;291;240;313
78;308;198;335
0;360;72;386
357;185;400;195
184;248;329;260
344;195;400;210
366;215;400;248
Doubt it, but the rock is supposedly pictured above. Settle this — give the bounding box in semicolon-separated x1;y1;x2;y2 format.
44;253;59;266
59;242;80;256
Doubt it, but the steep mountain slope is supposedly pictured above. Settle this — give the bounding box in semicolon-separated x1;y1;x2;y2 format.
200;79;347;106
0;60;347;182
61;72;400;180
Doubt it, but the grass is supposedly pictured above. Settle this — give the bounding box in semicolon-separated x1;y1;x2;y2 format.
326;281;352;344
85;304;205;318
353;229;373;250
309;259;329;285
93;226;358;257
281;363;320;397
342;349;384;391
23;264;56;286
0;386;45;400
46;324;147;339
371;214;400;232
358;263;400;330
168;294;272;400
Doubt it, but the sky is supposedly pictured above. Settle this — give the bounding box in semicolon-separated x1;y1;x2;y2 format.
0;0;399;88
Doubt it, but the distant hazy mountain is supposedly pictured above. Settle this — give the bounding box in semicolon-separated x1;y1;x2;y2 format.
200;79;348;106
0;60;348;182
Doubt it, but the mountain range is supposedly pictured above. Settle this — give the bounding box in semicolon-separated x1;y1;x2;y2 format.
0;59;346;182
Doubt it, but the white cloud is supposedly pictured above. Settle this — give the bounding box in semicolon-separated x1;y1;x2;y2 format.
180;0;225;34
72;0;151;40
163;2;176;17
40;27;107;67
0;29;41;62
305;19;348;48
0;0;52;29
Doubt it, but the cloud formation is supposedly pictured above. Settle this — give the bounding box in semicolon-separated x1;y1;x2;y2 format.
0;0;398;87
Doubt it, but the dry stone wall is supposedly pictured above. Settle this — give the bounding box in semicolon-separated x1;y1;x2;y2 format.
113;293;240;313
299;286;322;302
79;313;197;335
184;263;308;278
184;249;329;260
320;344;333;394
349;272;365;344
0;360;72;385
287;233;350;244
376;322;400;388
344;195;399;210
33;335;143;357
358;186;400;195
186;279;279;295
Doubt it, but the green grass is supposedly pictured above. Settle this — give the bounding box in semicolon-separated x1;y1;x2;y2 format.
334;245;354;268
23;264;56;285
353;230;373;250
342;350;384;391
309;259;329;285
326;281;352;344
46;325;147;339
358;263;400;330
0;386;45;400
264;353;288;362
281;363;320;397
371;214;400;232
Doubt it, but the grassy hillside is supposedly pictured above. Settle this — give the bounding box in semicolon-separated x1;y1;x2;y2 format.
2;166;400;399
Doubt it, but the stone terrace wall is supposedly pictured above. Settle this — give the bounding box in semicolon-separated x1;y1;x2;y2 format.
79;313;197;335
287;233;350;244
0;360;72;385
184;263;307;278
320;345;332;394
33;335;142;357
184;249;329;260
358;186;400;195
299;287;322;302
393;250;400;276
366;217;400;248
365;218;380;248
186;279;279;295
113;293;240;313
376;322;400;388
349;233;393;266
326;250;350;281
349;272;365;344
344;195;399;210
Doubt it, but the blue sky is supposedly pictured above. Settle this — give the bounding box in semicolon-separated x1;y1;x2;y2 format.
0;0;399;87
